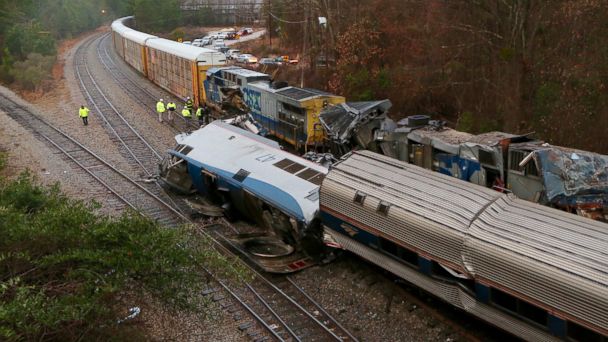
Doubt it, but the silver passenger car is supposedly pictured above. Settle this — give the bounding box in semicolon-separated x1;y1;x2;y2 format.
320;150;607;341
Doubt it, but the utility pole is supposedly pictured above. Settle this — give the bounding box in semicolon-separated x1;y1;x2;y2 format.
268;0;272;48
300;0;309;88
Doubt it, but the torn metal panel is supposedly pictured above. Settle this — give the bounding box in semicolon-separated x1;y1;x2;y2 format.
407;126;473;155
319;100;392;144
532;147;608;201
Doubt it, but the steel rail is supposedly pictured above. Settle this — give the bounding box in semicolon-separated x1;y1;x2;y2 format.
74;37;162;172
286;276;359;342
76;35;191;220
212;231;346;341
0;93;188;223
246;283;302;342
98;34;199;131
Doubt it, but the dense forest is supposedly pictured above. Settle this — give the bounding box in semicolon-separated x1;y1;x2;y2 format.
268;0;608;153
1;0;607;153
0;0;183;91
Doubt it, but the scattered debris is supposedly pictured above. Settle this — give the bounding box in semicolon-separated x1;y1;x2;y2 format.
117;306;141;324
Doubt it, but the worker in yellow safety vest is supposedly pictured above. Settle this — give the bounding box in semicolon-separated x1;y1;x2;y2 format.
156;99;166;123
181;106;192;118
166;101;176;123
185;97;193;111
79;105;90;126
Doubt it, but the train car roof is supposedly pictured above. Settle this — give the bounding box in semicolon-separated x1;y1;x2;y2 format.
146;38;225;62
221;67;270;78
328;150;501;234
122;29;158;44
275;86;343;102
172;121;327;222
328;150;608;332
111;17;134;35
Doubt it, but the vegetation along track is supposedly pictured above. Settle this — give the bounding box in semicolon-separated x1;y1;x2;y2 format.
97;33;199;133
0;93;185;226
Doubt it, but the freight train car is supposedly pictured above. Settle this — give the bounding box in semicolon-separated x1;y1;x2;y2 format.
204;66;345;149
122;29;157;76
110;17;131;58
321;150;608;341
110;17;226;106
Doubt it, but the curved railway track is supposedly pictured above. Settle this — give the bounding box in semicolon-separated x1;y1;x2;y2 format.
0;93;185;226
74;35;162;175
70;33;360;341
97;33;199;133
206;226;358;342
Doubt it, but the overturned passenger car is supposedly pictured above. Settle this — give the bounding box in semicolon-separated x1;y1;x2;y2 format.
159;121;328;271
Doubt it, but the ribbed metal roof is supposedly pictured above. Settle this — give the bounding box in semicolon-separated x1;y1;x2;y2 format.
146;38;225;62
329;150;500;232
122;28;157;45
111;16;133;35
323;149;608;334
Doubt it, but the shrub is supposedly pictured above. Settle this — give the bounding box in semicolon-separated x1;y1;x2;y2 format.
0;166;241;340
10;53;55;91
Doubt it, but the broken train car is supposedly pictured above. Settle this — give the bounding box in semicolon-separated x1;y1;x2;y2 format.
320;105;608;221
159;120;328;251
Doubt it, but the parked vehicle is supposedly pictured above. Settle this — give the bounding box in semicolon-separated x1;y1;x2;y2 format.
201;38;211;46
274;56;298;64
238;27;254;36
259;58;282;66
226;49;241;59
236;54;258;64
182;41;192;45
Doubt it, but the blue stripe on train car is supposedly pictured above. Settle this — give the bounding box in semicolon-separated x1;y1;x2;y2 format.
548;315;567;338
177;153;306;221
436;153;482;181
418;257;432;275
320;211;380;247
475;283;490;303
250;112;309;146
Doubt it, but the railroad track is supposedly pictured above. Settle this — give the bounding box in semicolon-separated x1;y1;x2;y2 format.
74;35;163;175
206;225;358;342
0;93;185;227
74;34;192;222
74;33;360;341
97;34;199;133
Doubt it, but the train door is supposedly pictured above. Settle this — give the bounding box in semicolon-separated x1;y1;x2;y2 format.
506;149;543;201
197;62;208;104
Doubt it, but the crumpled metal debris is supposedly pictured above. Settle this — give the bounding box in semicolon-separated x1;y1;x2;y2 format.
117;307;141;324
301;151;337;168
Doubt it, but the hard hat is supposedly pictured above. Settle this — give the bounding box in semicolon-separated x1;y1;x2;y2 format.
187;96;190;99
160;98;164;101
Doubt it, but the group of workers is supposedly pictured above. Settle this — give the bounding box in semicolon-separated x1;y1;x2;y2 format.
78;96;210;127
156;97;209;124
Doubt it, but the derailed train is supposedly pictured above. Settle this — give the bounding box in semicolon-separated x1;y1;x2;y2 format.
110;18;607;220
160;122;607;341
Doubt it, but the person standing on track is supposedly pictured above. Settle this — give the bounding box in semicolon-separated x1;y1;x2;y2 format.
79;105;90;126
156;99;166;123
166;101;176;123
195;104;209;125
185;96;193;112
181;106;192;119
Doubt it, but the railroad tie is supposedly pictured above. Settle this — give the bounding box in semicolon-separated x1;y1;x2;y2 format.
238;321;254;330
